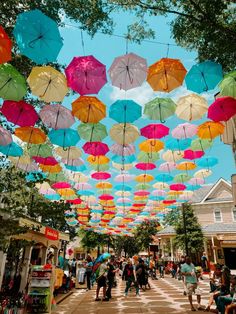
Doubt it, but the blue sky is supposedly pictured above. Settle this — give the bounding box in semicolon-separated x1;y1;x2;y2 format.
57;12;235;185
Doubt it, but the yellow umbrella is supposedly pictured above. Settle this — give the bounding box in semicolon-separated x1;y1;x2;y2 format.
194;169;212;178
135;174;154;183
39;164;62;173
110;123;139;145
9;155;31;165
27;66;68;102
176;161;196;171
139;139;164;153
176;94;208;121
96;182;113;189
72;96;106;123
197;121;225;140
153;182;169;190
57;188;75;196
54;146;82;159
112;162;133;171
162;150;183;162
87;155;110;164
168;190;183;196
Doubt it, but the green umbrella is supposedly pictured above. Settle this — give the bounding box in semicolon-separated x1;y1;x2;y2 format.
144;97;176;122
135;183;152;190
219;71;236;98
89;163;109;171
78;122;107;142
97;188;112;195
0;64;27;101
166;195;178;200
28;143;53;157
174;173;191;183
137;151;160;163
46;172;66;182
191;138;213;151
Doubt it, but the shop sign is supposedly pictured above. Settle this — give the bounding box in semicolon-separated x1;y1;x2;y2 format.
45;227;59;240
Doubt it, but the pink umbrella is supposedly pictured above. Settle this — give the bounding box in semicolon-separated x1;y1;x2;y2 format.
61;157;84;166
32;156;58;166
117;197;132;203
188;177;205;185
170;183;186;191
91;172;111;180
65;55;107;95
74;183;92;190
183;149;204;160
110;143;135;156
52;182;71;189
40;187;56;195
159;162;176;172
0;126;12;146
134;190;150;196
16;161;39;172
151;190;166;196
1;100;38;127
172;123;197;139
141;124;169;139
108;53;147;91
39;104;75;129
114;174;135;182
135;162;156;171
83;142;109;156
208;97;236;122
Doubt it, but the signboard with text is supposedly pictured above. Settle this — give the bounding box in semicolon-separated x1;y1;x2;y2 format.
45;227;59;240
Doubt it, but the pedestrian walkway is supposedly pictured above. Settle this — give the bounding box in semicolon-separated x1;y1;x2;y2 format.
52;275;211;314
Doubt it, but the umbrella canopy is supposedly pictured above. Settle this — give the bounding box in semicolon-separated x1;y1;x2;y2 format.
96;182;113;189
135;162;156;170
170;183;186;191
112;162;133;171
185;61;222;93
87;155;110;164
54;146;82;159
219;71;236;98
147;58;187;92
15;127;46;144
39;104;75;129
139;139;164;153
91;172;111;180
114;174;135;182
110;123;139;145
159;162;176;172
141;124;169;139
112;154;135;164
156;173;173;182
144;97;176;122
40;163;62;173
208;97;236;122
0;142;23;157
78;122;107;142
28;66;68;102
176;161;196;171
172;123;197;139
197;121;225;140
110;143;135;156
52;182;71;189
0;126;13;146
135;174;154;183
190;138;213;151
162;150;183;162
28;143;53;157
176;94;208;121
108;52;147;91
109;100;142;123
33;156;58;166
194;169;212;179
13;9;63;64
48;128;80;148
65;55;107;95
166;138;191;152
153;182;169;190
1;100;38;127
188;178;205;185
72;96;106;123
197;156;218;168
0;26;12;64
137;151;160;163
183;149;204;160
0;64;27;101
83;142;109;156
61;157;84;167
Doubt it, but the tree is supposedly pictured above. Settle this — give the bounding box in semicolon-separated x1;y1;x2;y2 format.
174;203;204;257
113;236;139;257
134;220;160;254
163;207;180;227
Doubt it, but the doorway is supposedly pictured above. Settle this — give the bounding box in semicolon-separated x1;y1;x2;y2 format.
223;247;236;269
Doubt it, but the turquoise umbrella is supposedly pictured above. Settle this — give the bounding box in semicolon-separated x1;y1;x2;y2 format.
197;156;218;168
0;142;23;157
166;138;191;151
114;185;132;191
156;173;173;182
0;64;27;101
48;129;80;148
65;164;86;172
185;61;223;94
109;100;142;123
13;9;63;64
111;154;136;164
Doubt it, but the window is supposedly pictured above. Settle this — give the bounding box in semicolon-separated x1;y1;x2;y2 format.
214;209;222;222
232;208;236;222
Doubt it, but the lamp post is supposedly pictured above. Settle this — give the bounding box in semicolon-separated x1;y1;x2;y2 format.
182;203;189;256
158;237;161;257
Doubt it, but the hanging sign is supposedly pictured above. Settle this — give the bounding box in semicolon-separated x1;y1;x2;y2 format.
45;227;59;240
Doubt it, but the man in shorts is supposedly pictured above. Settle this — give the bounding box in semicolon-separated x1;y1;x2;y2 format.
181;256;204;311
95;261;109;301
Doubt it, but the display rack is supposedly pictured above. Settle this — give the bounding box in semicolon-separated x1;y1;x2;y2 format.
26;265;55;314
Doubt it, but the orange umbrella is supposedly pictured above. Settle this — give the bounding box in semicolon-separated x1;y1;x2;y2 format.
176;161;196;171
139;139;164;153
96;182;113;189
135;174;154;183
197;121;225;140
87;155;110;164
147;58;187;92
39;164;62;173
15;127;46;144
0;26;12;64
72;96;106;123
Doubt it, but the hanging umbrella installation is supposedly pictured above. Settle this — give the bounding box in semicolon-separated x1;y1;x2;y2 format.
0;26;12;64
0;126;12;146
207;97;236;122
219;71;236;99
110;124;139;145
144;97;176;122
197;121;225;140
78;122;107;142
175;94;208;121
39;104;75;129
109;100;142;123
48;128;80;148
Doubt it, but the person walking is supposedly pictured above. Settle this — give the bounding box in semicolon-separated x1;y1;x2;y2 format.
201;252;208;272
106;257;117;299
85;255;93;290
123;258;139;297
158;256;165;278
95;260;109;301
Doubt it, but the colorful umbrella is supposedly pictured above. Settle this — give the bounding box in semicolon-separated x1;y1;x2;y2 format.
72;96;106;123
183;149;204;160
156;173;173;182
27;66;68;102
0;64;27;101
13;9;63;64
96;182;113;189
185;61;222;93
33;156;58;166
147;58;187;92
28;143;53;158
137;151;160;163
1;100;38;127
135;174;154;183
176;161;196;171
176;94;208;121
170;183;186;191
109;100;142;123
0;142;23;157
52;182;71;189
112;162;133;171
83;142;109;156
65;55;107;95
0;126;12;146
152;190;167;196
188;178;204;185
159;162;176;173
197;121;224;140
110;143;135;156
162;150;183;162
197;156;218;168
110;123;139;145
139;139;164;153
112;154;135;164
89;163;109;172
54;146;82;159
135;162;156;170
194;169;212;179
15;127;46;145
153;182;169;190
48;128;80;148
39;104;75;129
114;174;135;182
87;155;110;164
144;97;176;122
0;26;12;64
141;124;169;139
78;122;107;142
166;138;191;152
40;164;62;173
108;53;147;91
61;157;84;167
208;97;236;122
219;71;236;98
190;138;213;151
172;123;197;139
91;172;111;180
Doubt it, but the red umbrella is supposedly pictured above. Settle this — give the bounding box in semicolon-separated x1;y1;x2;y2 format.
170;183;186;191
1;100;38;126
32;156;58;166
140;124;169;139
99;194;114;201
183;149;204;160
163;200;176;204
52;182;71;189
67;198;82;204
83;142;109;156
134;191;150;196
0;26;12;64
91;172;111;180
208;97;236;122
135;162;156;170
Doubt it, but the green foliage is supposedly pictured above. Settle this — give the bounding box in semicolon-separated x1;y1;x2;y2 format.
113;236;139;257
78;229;112;254
134;220;160;252
163;207;180;226
174;203;204;256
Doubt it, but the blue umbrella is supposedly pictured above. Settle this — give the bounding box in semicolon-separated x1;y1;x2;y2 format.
13;9;63;64
112;154;136;164
44;194;60;201
114;184;132;191
197;156;218;168
185;184;201;191
149;195;165;201
156;173;173;182
78;190;94;196
185;61;223;94
109;100;142;123
0;142;23;157
64;164;86;172
26;171;46;182
166;138;191;151
48;129;80;148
